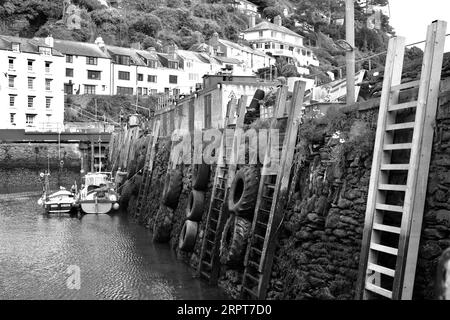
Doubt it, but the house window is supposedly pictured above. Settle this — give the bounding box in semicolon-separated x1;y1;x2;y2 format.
66;68;74;77
147;75;157;83
118;71;130;80
189;73;199;81
9;95;15;107
259;31;263;37
173;88;180;97
64;84;73;94
117;86;133;95
87;70;101;80
137;87;142;95
86;57;98;65
148;60;157;68
307;51;311;57
204;94;212;129
10;113;15;125
46;97;52;109
280;44;284;50
66;55;73;63
28;60;33;71
28;96;34;108
45;79;52;91
168;61;178;69
26;114;35;125
46;114;51;122
84;85;96;94
143;88;148;95
12;43;20;52
45;61;51;73
271;31;277;37
164;88;170;94
115;55;130;65
150;89;157;95
8;58;14;70
137;73;143;81
272;43;276;49
169;75;178;84
28;77;34;89
39;47;51;55
265;42;270;49
8;75;15;88
289;46;294;51
302;49;306;55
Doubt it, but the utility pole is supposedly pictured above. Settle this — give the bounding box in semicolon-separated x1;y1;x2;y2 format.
345;0;356;105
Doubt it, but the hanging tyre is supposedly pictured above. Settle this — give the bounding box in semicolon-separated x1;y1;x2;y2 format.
178;220;198;252
161;169;183;209
186;189;205;222
228;166;260;219
192;163;210;190
219;215;251;268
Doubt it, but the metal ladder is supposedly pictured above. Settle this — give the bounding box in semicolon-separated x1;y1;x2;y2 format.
241;81;306;299
356;20;447;300
197;96;247;285
135;120;161;218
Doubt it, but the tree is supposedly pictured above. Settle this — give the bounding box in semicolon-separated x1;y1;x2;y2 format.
262;6;282;20
128;13;162;38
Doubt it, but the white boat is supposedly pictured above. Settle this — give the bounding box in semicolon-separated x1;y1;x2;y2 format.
77;172;120;214
38;188;77;214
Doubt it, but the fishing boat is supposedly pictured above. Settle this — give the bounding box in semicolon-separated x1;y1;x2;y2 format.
38;187;77;214
77;172;120;214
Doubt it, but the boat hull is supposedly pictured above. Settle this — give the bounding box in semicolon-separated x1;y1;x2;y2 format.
79;199;117;214
45;203;75;214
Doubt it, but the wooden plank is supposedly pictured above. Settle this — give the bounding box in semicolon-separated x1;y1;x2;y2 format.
391;80;420;92
385;122;415;131
378;184;407;192
375;203;404;213
383;143;412;151
380;164;410;171
388;101;417;112
373;223;401;234
356;36;406;300
368;263;396;277
365;282;393;299
370;243;399;255
394;20;447;300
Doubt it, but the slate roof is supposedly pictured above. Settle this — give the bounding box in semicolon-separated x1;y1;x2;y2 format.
106;45;146;66
50;38;110;59
0;35;64;56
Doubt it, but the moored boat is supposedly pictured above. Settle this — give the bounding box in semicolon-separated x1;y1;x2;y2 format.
77;172;120;214
38;188;77;214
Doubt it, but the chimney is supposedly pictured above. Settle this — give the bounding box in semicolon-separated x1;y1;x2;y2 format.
95;36;105;51
248;14;256;28
44;34;54;48
130;42;141;50
210;32;219;45
167;44;178;60
274;15;282;26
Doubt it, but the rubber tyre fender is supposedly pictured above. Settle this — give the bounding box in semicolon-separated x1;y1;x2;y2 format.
161;169;183;209
186;189;205;222
178;220;198;252
192;163;210;191
228;166;260;219
219;215;251;268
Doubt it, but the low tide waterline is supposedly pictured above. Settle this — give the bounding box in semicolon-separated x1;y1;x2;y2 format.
0;194;227;300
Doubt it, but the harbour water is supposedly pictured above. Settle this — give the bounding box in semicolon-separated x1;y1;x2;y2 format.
0;193;227;300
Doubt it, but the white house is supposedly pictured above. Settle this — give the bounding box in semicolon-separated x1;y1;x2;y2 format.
233;0;259;16
0;35;65;131
45;37;112;96
243;15;319;74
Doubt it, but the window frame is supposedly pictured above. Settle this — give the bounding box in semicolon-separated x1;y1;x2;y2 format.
87;70;101;80
118;71;130;80
84;84;96;94
86;56;98;65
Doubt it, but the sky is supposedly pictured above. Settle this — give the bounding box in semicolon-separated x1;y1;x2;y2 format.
388;0;450;52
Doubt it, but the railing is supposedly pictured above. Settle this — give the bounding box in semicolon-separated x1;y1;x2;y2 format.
25;122;63;133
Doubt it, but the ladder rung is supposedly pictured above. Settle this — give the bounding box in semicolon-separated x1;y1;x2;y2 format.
365;282;393;299
251;247;262;255
367;263;395;277
373;223;401;234
383;143;412;151
259;208;270;215
386;122;415;131
242;286;258;297
375;203;403;213
256;221;268;228
370;243;398;256
248;260;260;268
388;101;417;112
202;260;212;268
378;184;407;192
245;272;260;283
254;234;265;240
200;271;211;279
380;164;410;171
391;80;420;92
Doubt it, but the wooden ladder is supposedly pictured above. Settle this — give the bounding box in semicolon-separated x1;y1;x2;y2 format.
241;81;306;299
135;120;161;218
356;20;447;300
197;96;247;285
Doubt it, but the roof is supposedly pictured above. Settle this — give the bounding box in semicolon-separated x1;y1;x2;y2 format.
0;35;64;56
236;0;258;7
135;49;159;61
244;21;303;38
177;49;210;64
106;45;146;66
49;38;110;59
213;56;242;65
218;38;268;57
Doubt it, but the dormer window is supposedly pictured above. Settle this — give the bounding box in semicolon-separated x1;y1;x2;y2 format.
39;47;51;55
115;55;130;65
168;60;178;69
148;60;157;68
12;43;20;52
